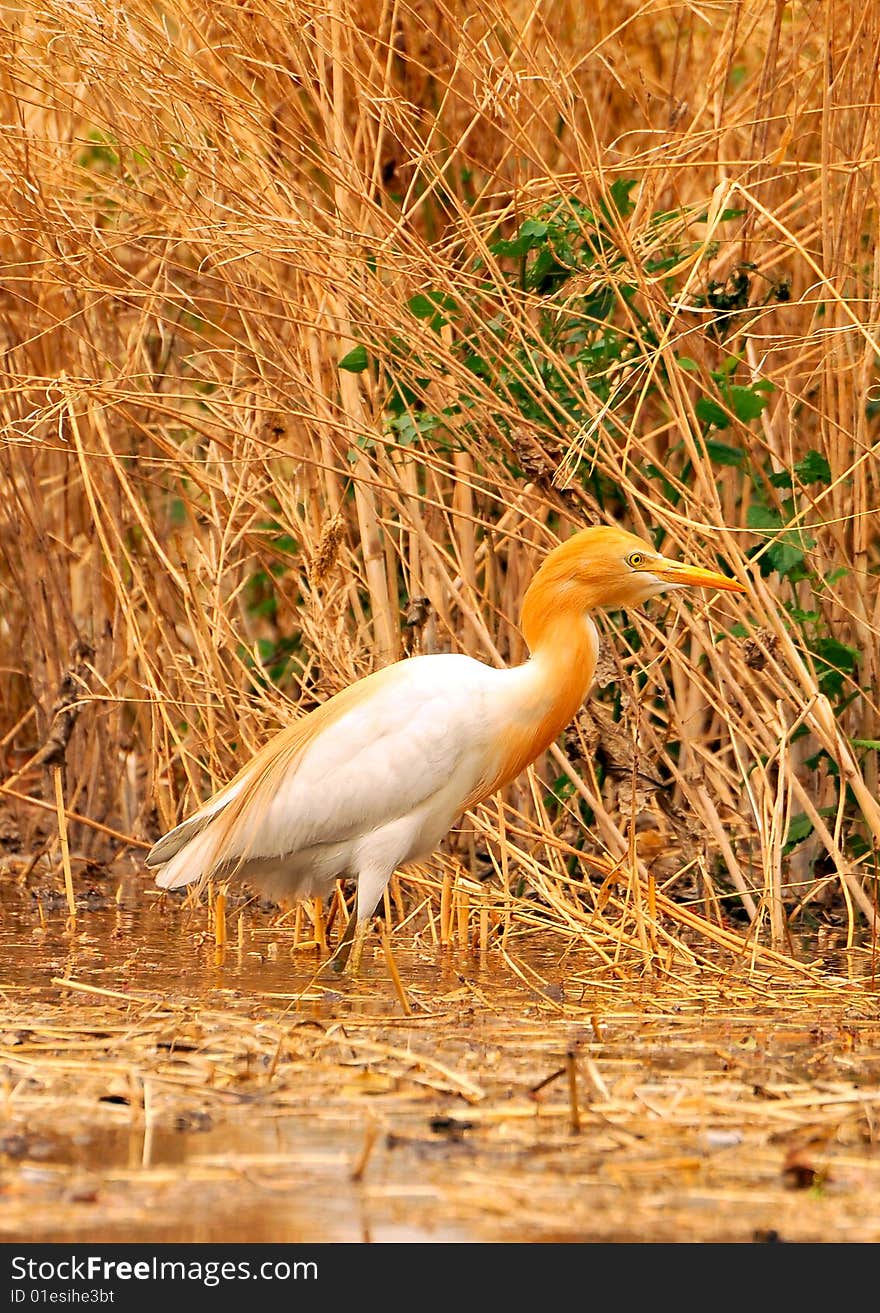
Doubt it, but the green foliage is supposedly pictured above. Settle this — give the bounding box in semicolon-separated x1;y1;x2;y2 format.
809;635;860;698
746;503;814;579
240;521;300;686
337;186;793;507
329;185;867;873
77;130;120;172
338;345;369;373
784;812;814;853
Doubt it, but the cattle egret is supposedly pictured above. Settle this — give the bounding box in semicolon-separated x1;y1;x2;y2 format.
147;526;745;966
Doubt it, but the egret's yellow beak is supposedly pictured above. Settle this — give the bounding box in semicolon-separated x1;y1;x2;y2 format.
651;559;747;593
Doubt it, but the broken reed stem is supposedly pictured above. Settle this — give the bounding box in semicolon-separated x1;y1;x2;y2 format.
313;896;327;952
456;885;470;951
141;1077;154;1169
380;931;412;1016
566;1050;581;1135
628;720;651;959
332;884;349;942
350;1117;380;1183
52;766;76;927
440;870;453;948
496;801;513;952
214;888;227;947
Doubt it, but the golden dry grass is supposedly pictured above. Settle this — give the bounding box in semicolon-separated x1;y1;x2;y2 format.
1;0;879;967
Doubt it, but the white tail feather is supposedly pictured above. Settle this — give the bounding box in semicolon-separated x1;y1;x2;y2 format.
153;825;219;890
146;778;246;870
146;813;211;868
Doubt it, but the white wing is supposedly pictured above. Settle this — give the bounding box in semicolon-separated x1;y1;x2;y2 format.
242;654;495;855
149;653;506;889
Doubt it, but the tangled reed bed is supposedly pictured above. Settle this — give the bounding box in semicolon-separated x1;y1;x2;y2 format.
1;3;880;973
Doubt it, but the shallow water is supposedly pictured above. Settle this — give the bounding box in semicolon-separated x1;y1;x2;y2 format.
2;878;880;1243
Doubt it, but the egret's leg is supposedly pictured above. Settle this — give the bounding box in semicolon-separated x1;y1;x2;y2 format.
331;866;390;974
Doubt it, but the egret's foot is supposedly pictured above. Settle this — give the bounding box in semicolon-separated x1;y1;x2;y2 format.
349;919;369;975
331;913;360;974
331;917;368;974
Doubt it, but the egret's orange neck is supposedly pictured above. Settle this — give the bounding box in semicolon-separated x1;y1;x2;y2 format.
520;553;603;659
514;556;604;773
520;567;599;720
462;563;599;811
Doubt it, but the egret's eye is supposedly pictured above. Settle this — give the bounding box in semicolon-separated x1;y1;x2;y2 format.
627;552;644;569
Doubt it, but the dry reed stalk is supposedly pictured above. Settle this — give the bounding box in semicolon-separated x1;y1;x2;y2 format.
455;884;470;951
214;889;227;949
440;871;454;948
350;1116;381;1184
312;897;328;953
566;1050;581;1135
379;932;412;1017
51;767;76;927
0;783;149;850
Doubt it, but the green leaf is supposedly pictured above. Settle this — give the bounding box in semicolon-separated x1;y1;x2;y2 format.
464;353;489;378
407;294;438;320
678;356;699;371
695;396;730;429
747;504;783;532
747;503;814;577
519;218;549;241
389;412;439;446
767;541;807;576
339;345;369;372
847;833;873;859
347;433;375;463
407;290;458;324
545;774;576;804
490;218;549;259
608;178;637;217
812;636;859;672
695;206;746;223
704;439;745;467
812;635;859;696
525;247;570;293
795;450;832;485
784;813;814;851
728;384;771;422
787;605;820;623
490;237;527;257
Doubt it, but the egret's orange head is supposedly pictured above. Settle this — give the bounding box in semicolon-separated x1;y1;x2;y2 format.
522;525;745;650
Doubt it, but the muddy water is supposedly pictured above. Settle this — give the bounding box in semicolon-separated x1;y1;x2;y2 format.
0;884;472;1241
2;880;880;1243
